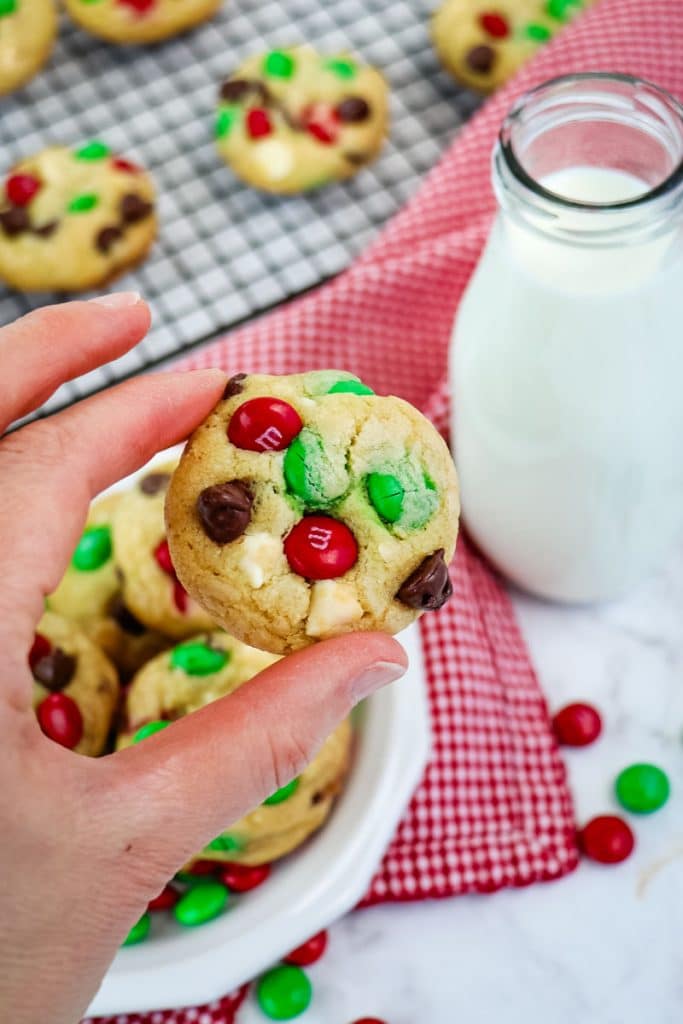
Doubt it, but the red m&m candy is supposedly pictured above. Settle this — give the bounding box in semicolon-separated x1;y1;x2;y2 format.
479;11;510;37
6;173;41;206
552;702;602;747
148;884;180;912
302;104;339;145
579;815;635;864
246;108;273;140
284;516;358;579
111;157;141;174
349;1019;389;1024
117;0;156;14
284;929;328;966
228;397;302;452
154;538;189;613
29;632;51;672
37;692;83;749
219;861;271;893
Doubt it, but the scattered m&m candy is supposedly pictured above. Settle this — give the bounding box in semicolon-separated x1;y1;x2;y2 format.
219;862;271;893
122;913;151;946
615;763;670;814
174;880;229;927
552;702;602;747
284;515;358;580
578;815;634;864
283;930;328;967
148;884;180;912
257;964;312;1021
228;396;302;452
37;692;83;749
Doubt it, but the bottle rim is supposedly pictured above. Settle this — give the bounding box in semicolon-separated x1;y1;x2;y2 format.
498;72;683;213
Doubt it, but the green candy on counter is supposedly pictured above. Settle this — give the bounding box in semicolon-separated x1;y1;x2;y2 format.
174;881;228;926
615;763;670;814
257;964;312;1020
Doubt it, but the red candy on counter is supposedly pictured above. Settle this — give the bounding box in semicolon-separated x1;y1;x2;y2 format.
219;862;271;893
284;515;358;579
148;885;180;912
6;173;41;206
29;632;51;672
284;929;328;966
479;11;510;37
579;815;635;864
552;702;602;747
37;692;83;749
246;109;273;140
228;396;302;452
349;1019;389;1024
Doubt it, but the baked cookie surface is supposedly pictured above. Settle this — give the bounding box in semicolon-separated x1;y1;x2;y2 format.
117;631;351;866
48;493;169;679
166;371;460;654
432;0;595;93
0;144;156;292
0;0;56;96
112;463;217;639
63;0;221;44
215;47;389;193
31;611;119;756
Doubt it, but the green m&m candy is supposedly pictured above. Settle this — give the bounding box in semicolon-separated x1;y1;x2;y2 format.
324;58;356;80
205;832;243;853
215;107;238;139
283;429;349;507
122;913;150;946
74;140;111;161
615;763;670;814
263;50;296;79
170;641;229;676
0;0;17;16
132;720;169;744
326;377;374;396
257;964;312;1020
523;22;552;41
72;525;112;571
546;0;582;19
366;472;404;524
68;193;99;213
263;778;300;805
174;880;228;926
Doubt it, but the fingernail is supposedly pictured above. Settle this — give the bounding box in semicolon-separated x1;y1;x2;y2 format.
89;291;141;308
352;660;407;704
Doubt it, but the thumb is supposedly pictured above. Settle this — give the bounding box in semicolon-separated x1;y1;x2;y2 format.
98;632;407;880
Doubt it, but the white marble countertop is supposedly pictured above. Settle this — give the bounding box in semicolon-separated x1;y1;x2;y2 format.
239;538;683;1024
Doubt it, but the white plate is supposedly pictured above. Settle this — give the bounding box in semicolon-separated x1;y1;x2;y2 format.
86;452;431;1016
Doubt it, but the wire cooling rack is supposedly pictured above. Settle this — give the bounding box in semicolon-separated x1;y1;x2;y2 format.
0;0;482;417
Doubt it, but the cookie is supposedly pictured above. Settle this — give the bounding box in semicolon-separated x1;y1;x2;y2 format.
0;143;156;292
31;611;120;756
63;0;220;44
48;493;169;680
0;0;57;96
116;631;351;867
165;371;460;655
112;463;217;639
215;47;389;194
431;0;595;93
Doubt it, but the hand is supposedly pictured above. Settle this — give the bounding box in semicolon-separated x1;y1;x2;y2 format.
0;294;407;1024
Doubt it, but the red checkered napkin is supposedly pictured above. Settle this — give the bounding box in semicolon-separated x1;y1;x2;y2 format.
89;1;683;1019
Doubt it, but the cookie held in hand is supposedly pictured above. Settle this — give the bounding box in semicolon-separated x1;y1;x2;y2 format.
165;371;460;654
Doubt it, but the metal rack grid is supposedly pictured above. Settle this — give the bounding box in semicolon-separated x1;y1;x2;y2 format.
0;0;481;416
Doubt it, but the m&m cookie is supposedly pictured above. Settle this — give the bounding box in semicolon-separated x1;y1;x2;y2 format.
0;0;56;96
165;371;460;654
63;0;220;44
431;0;596;94
31;612;119;757
112;463;216;639
215;47;389;194
0;144;156;292
48;493;169;680
116;631;352;866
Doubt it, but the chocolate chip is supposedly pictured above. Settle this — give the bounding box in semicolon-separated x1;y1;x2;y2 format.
96;225;123;254
197;481;253;544
337;97;371;123
33;221;58;238
219;78;253;102
0;207;29;237
139;471;171;496
396;549;453;611
120;193;153;225
311;791;325;806
466;44;496;74
32;647;76;691
108;595;146;636
223;373;247;400
343;151;370;165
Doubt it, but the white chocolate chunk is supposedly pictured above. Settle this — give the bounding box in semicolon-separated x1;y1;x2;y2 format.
255;139;296;182
239;532;287;589
306;580;364;638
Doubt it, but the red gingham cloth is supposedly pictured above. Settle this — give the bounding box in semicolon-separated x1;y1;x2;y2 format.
88;1;683;1019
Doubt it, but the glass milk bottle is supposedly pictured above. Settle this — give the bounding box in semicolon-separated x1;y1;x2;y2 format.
450;74;683;602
